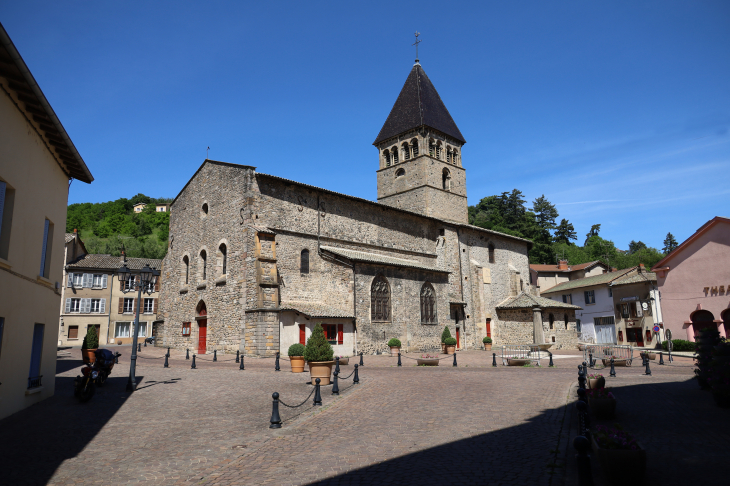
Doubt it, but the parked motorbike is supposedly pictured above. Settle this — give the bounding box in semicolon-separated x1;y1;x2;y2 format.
74;349;121;402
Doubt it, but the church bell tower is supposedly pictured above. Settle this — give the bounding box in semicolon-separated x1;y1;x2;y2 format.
373;61;467;223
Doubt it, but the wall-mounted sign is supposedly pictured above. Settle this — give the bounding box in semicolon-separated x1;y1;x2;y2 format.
620;296;639;302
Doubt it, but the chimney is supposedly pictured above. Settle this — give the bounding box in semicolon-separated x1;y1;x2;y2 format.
558;260;568;270
73;228;77;234
639;263;645;273
611;267;618;272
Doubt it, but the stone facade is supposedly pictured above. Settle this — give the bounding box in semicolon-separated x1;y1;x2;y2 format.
495;308;578;350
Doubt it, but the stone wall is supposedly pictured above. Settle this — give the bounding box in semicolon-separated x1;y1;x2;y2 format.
495;308;578;350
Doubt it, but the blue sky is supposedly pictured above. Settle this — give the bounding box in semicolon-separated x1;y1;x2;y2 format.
2;1;729;251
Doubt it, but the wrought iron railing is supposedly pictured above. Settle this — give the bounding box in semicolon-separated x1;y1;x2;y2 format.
583;344;634;366
27;375;43;389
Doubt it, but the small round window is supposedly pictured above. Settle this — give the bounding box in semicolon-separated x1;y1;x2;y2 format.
395;168;405;178
201;203;209;216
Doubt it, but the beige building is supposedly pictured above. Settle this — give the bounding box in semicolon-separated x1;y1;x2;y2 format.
60;254;162;347
0;23;94;419
530;260;609;293
609;265;662;349
155;204;169;212
133;203;147;213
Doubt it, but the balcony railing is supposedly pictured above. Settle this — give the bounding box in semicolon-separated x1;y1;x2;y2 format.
27;375;43;389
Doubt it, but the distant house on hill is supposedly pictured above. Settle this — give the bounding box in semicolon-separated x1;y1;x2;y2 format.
155;203;169;213
530;260;610;293
133;202;147;213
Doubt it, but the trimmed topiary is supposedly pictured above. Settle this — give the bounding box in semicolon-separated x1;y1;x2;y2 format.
441;326;452;343
82;326;99;350
388;338;402;347
483;337;492;344
303;323;334;362
444;337;457;346
288;343;305;357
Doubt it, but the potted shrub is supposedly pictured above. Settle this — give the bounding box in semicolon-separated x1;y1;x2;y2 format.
417;354;439;366
287;343;306;373
587;373;606;390
387;338;402;357
591;424;645;485
586;387;616;419
81;326;99;364
303;323;334;385
444;337;457;355
483;337;492;351
441;326;452;353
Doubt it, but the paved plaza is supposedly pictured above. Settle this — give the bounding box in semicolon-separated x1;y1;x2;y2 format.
0;346;727;485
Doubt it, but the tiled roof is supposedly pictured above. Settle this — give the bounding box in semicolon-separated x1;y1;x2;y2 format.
541;268;634;294
497;292;582;310
530;261;606;272
65;233;76;243
248;225;275;234
610;271;657;286
279;302;354;319
320;246;448;273
66;254;162;271
374;63;465;145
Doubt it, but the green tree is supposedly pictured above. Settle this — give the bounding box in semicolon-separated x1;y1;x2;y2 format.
628;240;647;254
554;219;577;245
584;224;601;245
662;232;679;254
532;195;558;231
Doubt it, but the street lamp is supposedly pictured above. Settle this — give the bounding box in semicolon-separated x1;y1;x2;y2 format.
116;263;160;391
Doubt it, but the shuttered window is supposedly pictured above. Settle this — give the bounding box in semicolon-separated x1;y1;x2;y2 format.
68;326;79;340
123;298;134;313
115;322;131;338
323;324;337;345
337;324;343;345
182;322;191;336
144;298;154;314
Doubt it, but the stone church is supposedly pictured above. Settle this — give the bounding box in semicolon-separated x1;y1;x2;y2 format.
157;61;580;356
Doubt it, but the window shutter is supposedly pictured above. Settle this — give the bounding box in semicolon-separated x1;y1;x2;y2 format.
155;278;160;292
120;277;124;291
82;273;90;288
584;291;589;305
65;298;71;313
118;298;124;313
0;181;5;240
40;219;50;276
133;298;137;312
100;299;106;313
67;273;74;288
153;298;158;313
102;274;108;289
636;301;643;317
337;324;343;345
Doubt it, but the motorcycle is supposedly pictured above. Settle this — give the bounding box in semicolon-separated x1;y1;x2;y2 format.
74;349;121;402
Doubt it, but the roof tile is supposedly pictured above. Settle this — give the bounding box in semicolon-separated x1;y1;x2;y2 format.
67;254;162;271
320;246;447;273
541;268;634;294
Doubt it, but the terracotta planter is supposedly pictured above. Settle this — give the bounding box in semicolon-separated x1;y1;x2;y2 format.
588;376;606;390
441;343;446;353
641;352;656;361
589;397;617;419
603;358;629;367
484;343;492;351
578;344;586;351
445;345;456;355
289;356;305;373
508;358;529;366
336;357;349;366
81;348;97;364
417;358;439;366
308;361;334;385
591;436;645;485
390;346;401;357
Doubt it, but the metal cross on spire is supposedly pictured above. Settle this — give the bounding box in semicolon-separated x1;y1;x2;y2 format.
413;32;421;64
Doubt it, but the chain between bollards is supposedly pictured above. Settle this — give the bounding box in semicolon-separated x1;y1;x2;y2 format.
492;352;497;367
275;352;281;371
353;364;360;384
186;348;189;360
269;392;282;429
236;350;240;363
610;357;616;377
397;353;402;367
453;352;458;367
332;371;339;395
191;354;196;369
313;378;322;406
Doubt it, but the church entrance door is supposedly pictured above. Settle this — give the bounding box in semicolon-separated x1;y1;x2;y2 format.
198;321;207;354
299;324;306;345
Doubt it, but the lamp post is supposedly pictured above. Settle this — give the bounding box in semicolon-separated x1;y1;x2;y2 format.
116;263;159;392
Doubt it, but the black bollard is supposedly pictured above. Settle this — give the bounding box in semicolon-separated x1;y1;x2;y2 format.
577;387;587;404
239;355;245;370
313;378;322;406
609;357;616;377
275;352;280;371
236;350;240;363
588;353;592;368
578;365;586;392
167;347;170;357
582;362;588;375
213;349;217;362
332;371;339;395
186;348;190;360
144;339;147;347
335;356;340;374
353;364;360;384
397;353;402;367
138;343;141;352
191;355;196;369
645;356;652;376
164;354;169;368
453;352;458;367
492;352;497;367
659;352;664;365
549;351;554;367
115;353;119;364
574;435;594;486
269;392;282;429
359;352;364;366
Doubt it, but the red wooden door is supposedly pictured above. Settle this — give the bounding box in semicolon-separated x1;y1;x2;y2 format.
456;327;461;349
198;320;207;354
299;324;306;345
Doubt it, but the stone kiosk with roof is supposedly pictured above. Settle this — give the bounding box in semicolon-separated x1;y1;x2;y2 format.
157;61;582;356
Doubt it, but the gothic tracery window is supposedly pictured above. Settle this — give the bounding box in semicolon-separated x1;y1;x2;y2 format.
420;282;437;324
371;275;390;322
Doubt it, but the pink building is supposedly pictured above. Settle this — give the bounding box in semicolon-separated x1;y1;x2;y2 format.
652;217;730;341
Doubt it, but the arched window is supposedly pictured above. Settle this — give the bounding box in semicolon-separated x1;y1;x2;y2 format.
488;243;495;264
447;147;453;164
429;139;435;157
371;275;390;322
420;282;437;324
452;150;459;165
219;244;227;275
383;149;391;167
200;250;207;280
549;313;555;330
692;310;716;339
402;142;410;160
196;300;207;316
564;314;569;330
395;168;405;178
183;255;189;284
411;139;419;157
436;142;442;160
442;168;451;191
300;249;309;274
392;146;399;164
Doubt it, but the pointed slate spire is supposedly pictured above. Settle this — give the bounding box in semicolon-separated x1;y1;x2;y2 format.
373;64;466;145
